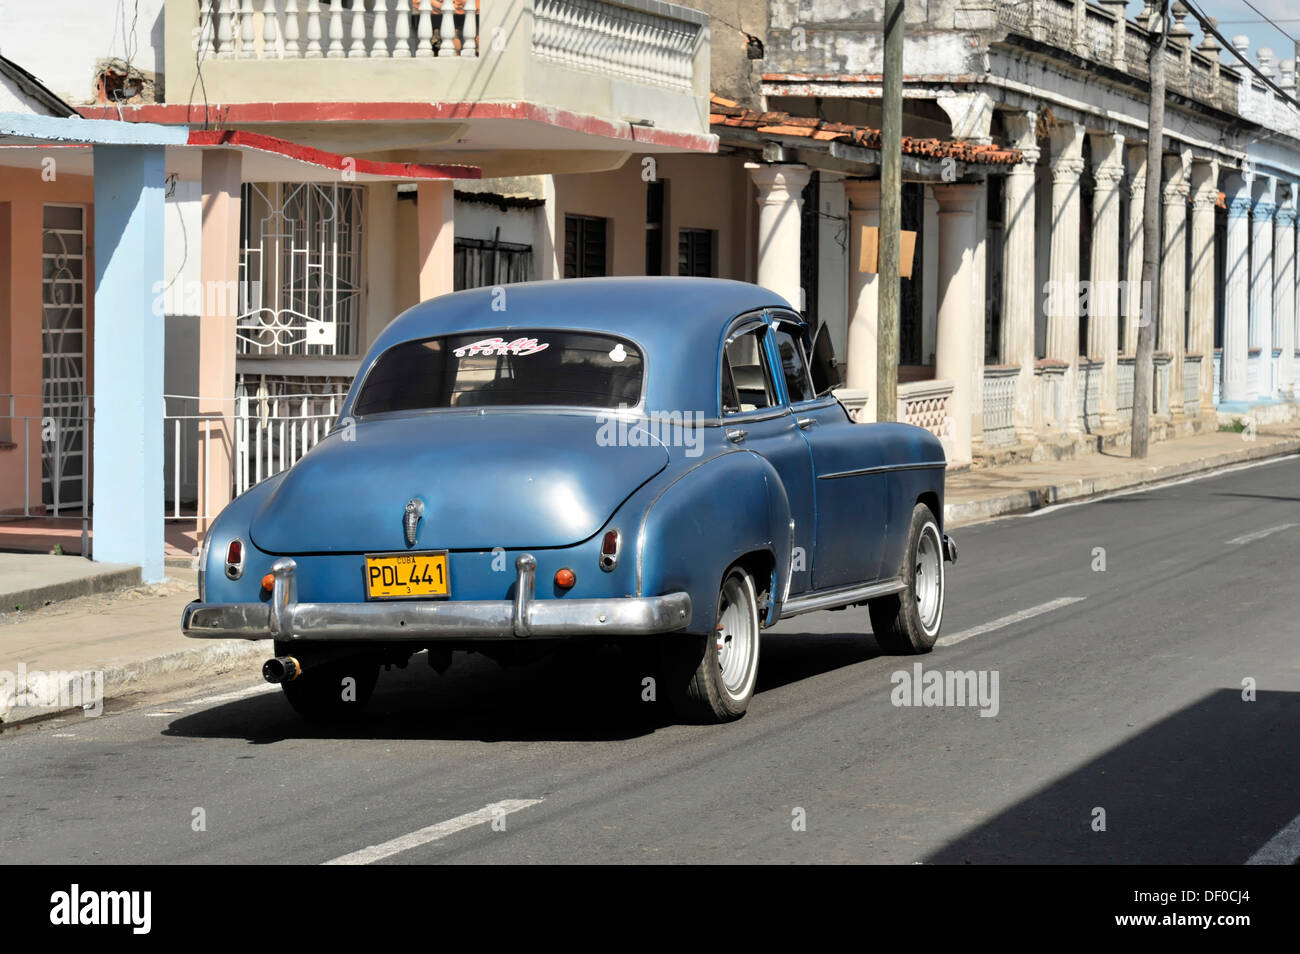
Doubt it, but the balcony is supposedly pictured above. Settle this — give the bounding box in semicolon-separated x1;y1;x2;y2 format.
764;0;1242;117
164;0;713;158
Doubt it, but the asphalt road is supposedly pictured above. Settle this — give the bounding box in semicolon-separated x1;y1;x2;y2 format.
3;455;1299;864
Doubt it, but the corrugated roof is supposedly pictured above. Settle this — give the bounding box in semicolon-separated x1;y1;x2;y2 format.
709;94;1023;166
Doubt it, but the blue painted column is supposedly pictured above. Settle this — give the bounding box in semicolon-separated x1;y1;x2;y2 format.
92;145;166;581
1249;182;1276;401
1221;179;1251;406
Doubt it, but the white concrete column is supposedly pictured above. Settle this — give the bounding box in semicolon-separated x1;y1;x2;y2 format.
1088;132;1125;428
844;179;881;413
1275;191;1296;398
533;174;559;280
417;179;456;301
1250;178;1276;400
1160;151;1190;415
1047;122;1085;433
746;163;811;311
970;179;988;455
1123;144;1147;356
1001;111;1039;443
1189;159;1219;413
933;183;980;464
816;173;850;363
1221;176;1252;404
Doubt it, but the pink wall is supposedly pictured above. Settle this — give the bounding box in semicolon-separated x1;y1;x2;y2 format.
0;165;95;515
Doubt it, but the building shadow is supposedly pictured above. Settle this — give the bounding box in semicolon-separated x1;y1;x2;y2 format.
925;689;1300;864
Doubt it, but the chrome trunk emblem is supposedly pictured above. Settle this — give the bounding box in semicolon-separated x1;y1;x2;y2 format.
404;498;424;547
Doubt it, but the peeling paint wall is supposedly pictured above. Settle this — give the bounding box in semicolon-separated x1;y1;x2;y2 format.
766;0;1000;77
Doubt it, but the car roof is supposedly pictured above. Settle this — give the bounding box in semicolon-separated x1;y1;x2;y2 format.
346;277;800;416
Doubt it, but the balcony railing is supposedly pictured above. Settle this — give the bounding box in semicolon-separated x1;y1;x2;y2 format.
532;0;700;92
198;0;479;60
170;0;709;124
992;0;1242;114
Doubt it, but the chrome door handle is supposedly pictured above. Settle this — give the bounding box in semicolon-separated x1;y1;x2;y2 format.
796;417;815;430
726;429;748;443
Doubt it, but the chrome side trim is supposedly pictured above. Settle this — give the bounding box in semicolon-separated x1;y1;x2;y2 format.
182;554;692;642
817;461;948;480
777;577;907;619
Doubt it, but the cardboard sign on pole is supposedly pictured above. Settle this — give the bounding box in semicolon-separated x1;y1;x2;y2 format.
858;225;916;278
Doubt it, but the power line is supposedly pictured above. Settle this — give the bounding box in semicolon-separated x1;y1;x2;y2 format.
1237;0;1297;42
1183;0;1300;113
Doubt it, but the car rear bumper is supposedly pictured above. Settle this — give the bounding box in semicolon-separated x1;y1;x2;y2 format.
182;554;692;641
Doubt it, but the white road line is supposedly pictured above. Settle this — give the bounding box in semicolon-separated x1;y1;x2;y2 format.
1226;523;1297;546
936;597;1087;648
1246;812;1300;864
323;799;544;866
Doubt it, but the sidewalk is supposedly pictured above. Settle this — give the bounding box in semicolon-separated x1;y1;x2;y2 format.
0;567;269;725
1;424;1297;725
945;425;1300;527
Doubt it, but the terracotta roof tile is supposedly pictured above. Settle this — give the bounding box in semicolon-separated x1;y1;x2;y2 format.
708;92;1023;167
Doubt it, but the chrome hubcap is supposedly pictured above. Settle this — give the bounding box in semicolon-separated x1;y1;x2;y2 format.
914;524;943;635
716;575;756;696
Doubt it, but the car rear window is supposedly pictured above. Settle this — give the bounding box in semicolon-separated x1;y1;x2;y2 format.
353;331;644;415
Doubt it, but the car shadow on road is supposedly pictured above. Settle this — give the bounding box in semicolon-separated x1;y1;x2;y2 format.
162;630;882;744
924;688;1300;864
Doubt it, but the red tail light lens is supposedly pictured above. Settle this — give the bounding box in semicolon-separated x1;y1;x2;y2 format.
224;539;245;580
599;530;620;572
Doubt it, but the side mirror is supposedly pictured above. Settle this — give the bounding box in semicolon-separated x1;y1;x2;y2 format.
809;321;843;397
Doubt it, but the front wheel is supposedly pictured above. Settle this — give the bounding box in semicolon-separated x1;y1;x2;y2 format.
662;566;761;723
869;504;945;654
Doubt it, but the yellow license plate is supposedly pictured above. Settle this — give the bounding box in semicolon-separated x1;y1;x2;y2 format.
364;551;450;600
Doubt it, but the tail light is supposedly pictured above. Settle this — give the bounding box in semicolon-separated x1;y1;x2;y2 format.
599;529;621;572
225;539;245;580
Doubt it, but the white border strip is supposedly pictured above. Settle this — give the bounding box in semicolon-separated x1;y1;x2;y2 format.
323;799;544;865
1247;812;1300;864
936;597;1086;648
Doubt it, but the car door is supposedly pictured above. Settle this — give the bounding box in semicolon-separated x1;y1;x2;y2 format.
767;314;892;589
720;316;816;597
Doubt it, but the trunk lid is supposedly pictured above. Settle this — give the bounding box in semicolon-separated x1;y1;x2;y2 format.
249;412;668;554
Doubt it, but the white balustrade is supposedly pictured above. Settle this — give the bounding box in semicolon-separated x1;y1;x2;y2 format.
194;0;481;60
532;0;700;92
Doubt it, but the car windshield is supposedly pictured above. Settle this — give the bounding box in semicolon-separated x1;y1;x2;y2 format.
353;331;644;415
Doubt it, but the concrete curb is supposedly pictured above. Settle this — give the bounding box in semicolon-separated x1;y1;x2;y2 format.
0;637;272;726
1;564;143;614
945;437;1300;528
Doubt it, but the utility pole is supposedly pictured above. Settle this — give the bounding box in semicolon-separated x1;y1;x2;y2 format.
1132;0;1168;458
877;0;904;421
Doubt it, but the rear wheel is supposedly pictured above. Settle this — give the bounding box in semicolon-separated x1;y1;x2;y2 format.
663;566;761;723
277;649;380;724
868;504;945;654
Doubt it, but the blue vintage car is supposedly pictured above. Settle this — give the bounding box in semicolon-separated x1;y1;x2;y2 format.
183;277;956;723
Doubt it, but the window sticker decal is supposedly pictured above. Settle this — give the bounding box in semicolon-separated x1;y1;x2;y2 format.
608;343;628;363
453;336;550;358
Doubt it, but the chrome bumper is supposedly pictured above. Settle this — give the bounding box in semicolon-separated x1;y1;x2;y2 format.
182;554;692;641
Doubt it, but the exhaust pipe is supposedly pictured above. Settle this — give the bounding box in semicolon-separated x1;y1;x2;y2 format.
262;656;302;684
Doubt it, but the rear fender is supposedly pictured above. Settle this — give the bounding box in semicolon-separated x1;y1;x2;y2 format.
635;449;791;633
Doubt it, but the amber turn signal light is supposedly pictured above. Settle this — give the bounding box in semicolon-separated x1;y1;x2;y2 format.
261;573;275;592
555;567;576;589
